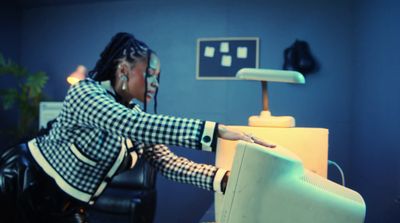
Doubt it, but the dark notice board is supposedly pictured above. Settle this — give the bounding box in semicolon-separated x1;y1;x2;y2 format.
196;37;259;80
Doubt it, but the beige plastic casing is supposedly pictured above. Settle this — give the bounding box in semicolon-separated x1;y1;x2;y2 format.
215;126;329;222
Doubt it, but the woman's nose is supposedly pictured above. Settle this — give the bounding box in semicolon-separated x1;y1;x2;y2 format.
150;79;159;88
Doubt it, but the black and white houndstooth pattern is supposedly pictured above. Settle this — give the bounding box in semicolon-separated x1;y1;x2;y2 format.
33;79;218;201
141;144;218;191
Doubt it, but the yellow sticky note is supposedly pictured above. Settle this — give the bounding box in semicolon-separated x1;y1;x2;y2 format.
237;47;248;59
221;55;232;67
220;42;229;53
204;46;215;58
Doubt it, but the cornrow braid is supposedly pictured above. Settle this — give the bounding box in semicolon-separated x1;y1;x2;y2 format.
88;32;149;82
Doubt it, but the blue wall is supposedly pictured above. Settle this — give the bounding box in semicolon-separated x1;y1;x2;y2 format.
0;6;20;60
351;0;400;222
1;0;398;222
0;4;21;148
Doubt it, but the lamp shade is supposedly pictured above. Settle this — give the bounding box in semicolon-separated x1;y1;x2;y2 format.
235;68;305;127
67;65;87;85
236;68;305;84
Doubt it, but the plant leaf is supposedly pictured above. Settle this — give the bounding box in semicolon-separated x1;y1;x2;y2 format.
26;71;48;98
0;56;27;77
0;53;4;66
0;51;49;140
0;88;18;110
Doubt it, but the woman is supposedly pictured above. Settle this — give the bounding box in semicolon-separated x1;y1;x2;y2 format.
0;32;274;223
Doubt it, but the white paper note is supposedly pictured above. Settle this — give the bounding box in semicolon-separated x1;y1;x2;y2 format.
221;55;232;67
204;46;215;58
220;42;229;53
237;47;248;59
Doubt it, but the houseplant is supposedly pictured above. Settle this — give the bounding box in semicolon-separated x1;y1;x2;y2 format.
0;52;48;144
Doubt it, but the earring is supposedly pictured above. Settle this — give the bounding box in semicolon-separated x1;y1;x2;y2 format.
120;75;128;90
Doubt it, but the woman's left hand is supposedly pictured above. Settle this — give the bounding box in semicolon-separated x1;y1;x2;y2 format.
217;124;276;148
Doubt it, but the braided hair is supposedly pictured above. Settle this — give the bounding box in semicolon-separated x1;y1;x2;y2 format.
88;32;159;113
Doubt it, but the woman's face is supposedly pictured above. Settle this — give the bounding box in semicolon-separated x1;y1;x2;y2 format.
117;55;160;104
145;53;161;102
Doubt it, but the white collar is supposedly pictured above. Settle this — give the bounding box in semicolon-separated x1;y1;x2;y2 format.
98;80;140;109
99;80;116;98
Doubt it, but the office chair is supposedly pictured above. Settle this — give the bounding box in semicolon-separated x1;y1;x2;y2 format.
88;158;157;223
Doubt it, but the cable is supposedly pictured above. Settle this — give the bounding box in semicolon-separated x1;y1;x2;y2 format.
328;160;345;186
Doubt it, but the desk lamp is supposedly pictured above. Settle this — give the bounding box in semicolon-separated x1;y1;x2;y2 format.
236;68;305;127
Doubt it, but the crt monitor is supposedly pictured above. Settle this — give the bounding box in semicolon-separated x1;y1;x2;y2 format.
219;141;366;223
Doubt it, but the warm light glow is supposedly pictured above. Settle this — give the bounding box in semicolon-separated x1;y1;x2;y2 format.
67;65;87;85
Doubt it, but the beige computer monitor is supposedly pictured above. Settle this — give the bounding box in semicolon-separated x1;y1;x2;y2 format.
219;141;365;223
215;126;329;222
216;126;329;177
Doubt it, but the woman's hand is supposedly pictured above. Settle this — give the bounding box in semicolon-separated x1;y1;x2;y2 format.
218;124;276;148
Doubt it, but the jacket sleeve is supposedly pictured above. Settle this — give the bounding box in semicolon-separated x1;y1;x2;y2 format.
64;80;218;151
141;144;228;193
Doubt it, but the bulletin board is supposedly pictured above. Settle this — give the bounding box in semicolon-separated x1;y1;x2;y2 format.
196;37;259;80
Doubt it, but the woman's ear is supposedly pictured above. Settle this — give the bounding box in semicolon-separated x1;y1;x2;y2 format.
118;62;130;75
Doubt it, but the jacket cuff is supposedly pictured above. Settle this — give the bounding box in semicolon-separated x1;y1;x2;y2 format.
213;168;228;193
200;121;218;152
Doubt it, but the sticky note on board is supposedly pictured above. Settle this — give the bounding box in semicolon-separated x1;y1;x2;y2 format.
220;42;229;53
204;46;215;58
221;55;232;67
237;47;248;59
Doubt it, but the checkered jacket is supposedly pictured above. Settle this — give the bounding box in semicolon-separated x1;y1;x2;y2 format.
28;79;226;204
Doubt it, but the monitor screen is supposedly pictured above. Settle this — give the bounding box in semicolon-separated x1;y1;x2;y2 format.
39;101;63;129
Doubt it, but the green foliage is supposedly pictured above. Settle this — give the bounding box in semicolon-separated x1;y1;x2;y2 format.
0;52;49;141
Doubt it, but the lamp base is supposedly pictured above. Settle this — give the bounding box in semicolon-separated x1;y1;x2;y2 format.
248;111;295;127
